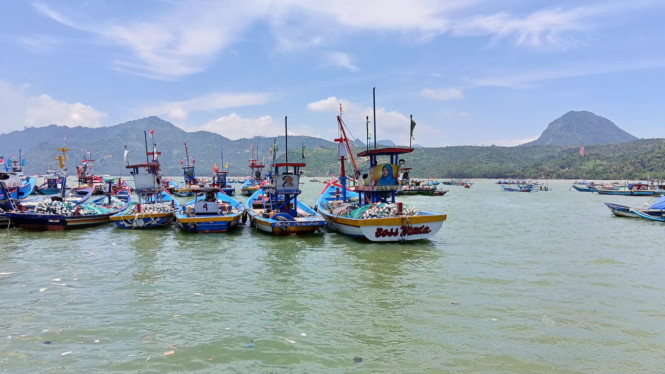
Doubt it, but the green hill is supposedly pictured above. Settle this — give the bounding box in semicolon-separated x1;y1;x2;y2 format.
527;111;637;146
2;116;664;180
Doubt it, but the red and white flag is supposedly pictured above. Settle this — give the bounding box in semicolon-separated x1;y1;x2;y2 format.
149;128;155;137
81;159;87;165
192;158;195;164
580;146;585;157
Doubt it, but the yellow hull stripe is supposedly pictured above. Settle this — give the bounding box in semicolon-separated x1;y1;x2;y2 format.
322;212;447;227
177;215;239;223
110;212;174;221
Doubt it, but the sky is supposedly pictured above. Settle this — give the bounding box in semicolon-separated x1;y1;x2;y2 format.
0;0;664;147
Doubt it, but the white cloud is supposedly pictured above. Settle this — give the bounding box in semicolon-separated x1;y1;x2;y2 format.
421;88;463;101
322;51;358;72
32;0;658;79
0;80;106;134
18;35;61;53
200;113;318;139
140;92;270;122
306;97;444;146
483;135;539;146
473;57;665;88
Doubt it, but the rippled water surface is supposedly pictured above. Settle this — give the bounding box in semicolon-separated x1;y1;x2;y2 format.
1;180;664;373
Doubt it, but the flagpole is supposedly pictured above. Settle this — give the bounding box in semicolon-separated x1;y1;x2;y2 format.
302;142;304;162
285;116;288;163
184;143;190;167
410;114;412;148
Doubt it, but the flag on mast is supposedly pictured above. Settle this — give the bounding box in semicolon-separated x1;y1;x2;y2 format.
580;146;585;157
149;128;155;137
123;149;129;162
213;162;219;172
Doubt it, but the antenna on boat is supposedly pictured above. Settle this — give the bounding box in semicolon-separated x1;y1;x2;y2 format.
143;131;149;163
366;116;370;154
373;87;377;150
184;142;190;167
285;116;288;164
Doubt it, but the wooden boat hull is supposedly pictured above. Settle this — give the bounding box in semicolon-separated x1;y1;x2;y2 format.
176;213;242;233
597;189;655;196
175;191;244;233
572;185;595;192
317;183;446;242
246;190;324;235
317;208;445;242
110;212;175;229
6;212;115;231
604;202;665;220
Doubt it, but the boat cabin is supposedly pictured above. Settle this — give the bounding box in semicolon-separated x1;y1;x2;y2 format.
348;148;412;205
212;171;230;188
188;187;232;215
258;162;303;218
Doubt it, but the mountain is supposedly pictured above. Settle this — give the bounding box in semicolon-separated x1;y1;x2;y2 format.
377;140;396;146
527;111;637;146
0;116;335;176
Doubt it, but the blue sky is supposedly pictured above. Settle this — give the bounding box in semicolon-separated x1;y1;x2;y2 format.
1;0;664;146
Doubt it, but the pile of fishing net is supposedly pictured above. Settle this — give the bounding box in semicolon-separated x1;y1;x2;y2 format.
122;202;174;215
326;201;419;219
34;198;124;216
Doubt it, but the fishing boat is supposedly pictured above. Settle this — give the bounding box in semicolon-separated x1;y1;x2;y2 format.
110;132;180;229
572;184;596;192
246;118;325;235
604;195;665;221
0;152;36;202
210;152;234;195
4;179;130;231
397;168;447;196
501;184;538;192
442;179;473;186
74;151;104;194
596;183;656;196
173;142;203;197
175;187;244;233
316;100;446;242
36;169;65;195
240;146;265;196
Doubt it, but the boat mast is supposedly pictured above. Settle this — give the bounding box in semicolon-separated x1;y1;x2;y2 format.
184;142;190;167
373;87;377;150
285;116;288;164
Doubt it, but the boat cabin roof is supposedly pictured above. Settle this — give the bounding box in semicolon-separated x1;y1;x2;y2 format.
215;171;228;174
191;187;221;193
274;163;306;168
357;147;414;157
126;163;159;169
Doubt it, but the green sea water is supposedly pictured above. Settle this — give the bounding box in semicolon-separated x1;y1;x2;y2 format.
1;180;664;373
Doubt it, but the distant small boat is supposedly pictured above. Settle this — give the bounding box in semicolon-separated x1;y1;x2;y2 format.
501;185;537;193
604;196;665;221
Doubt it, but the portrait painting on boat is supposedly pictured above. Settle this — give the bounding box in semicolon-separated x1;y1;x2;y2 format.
373;163;399;187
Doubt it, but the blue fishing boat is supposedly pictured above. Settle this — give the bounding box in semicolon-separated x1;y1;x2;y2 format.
210;152;234;195
240;145;265;196
316;101;447;242
37;170;66;195
501;184;538;192
174;142;203;197
175;187;244;233
572;184;596;192
604;196;665;221
5;179;130;231
596;183;655;196
110;132;180;229
245;117;325;235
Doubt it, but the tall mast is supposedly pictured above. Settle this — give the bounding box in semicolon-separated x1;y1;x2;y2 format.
373;87;377;150
285;116;288;163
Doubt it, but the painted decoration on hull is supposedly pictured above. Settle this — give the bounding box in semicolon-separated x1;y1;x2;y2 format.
373;164;400;187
